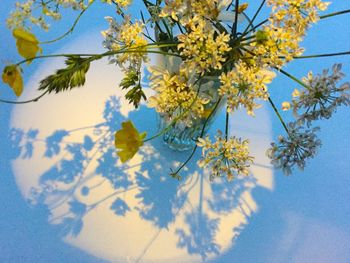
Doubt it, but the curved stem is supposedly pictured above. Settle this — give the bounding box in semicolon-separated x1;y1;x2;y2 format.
1;43;179;105
15;43;179;66
0;90;49;104
40;0;95;45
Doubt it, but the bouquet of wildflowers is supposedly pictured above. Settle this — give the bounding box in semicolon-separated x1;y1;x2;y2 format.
2;0;350;180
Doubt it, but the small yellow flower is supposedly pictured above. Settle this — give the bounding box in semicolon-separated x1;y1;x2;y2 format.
282;101;291;111
2;65;23;97
114;120;147;163
13;28;42;63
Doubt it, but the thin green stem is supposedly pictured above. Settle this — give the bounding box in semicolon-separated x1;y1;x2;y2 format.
246;19;268;34
171;98;222;178
242;8;350;38
268;97;289;135
225;111;229;141
40;0;95;44
294;51;350;59
278;68;309;89
233;0;240;36
320;9;350;19
240;0;266;38
243;9;350;41
240;35;256;42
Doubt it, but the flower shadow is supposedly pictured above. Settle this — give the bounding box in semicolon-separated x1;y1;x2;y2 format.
9;96;260;262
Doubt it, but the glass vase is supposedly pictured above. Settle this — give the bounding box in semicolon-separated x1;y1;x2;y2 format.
158;79;223;151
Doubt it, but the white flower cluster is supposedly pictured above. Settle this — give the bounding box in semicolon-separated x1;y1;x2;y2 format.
292;64;350;126
267;122;321;175
268;64;349;174
7;0;92;30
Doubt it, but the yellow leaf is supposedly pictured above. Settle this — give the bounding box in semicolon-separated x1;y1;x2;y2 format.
2;65;24;97
115;121;147;163
13;28;42;64
238;3;249;14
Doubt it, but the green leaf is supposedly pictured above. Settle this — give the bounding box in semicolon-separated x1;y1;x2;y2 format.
38;56;91;93
120;69;147;108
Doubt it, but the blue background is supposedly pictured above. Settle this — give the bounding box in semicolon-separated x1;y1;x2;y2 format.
1;1;349;262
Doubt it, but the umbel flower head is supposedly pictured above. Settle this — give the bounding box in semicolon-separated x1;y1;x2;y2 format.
267;122;322;175
219;60;276;115
177;15;231;75
197;131;254;181
292;64;350;126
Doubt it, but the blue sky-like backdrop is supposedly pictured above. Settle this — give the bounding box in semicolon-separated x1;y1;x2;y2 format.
1;1;350;262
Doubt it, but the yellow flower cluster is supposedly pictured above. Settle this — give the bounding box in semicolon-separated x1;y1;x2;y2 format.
219;60;276;115
160;0;230;21
102;0;132;8
251;0;330;67
197;131;253;181
177;16;231;75
148;66;210;125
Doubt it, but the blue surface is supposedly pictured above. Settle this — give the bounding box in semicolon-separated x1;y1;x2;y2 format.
1;1;350;262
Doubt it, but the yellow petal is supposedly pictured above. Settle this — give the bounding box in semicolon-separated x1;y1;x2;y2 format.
292;89;300;97
13;28;41;64
2;65;23;97
282;101;291;111
117;148;138;163
114;120;146;163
